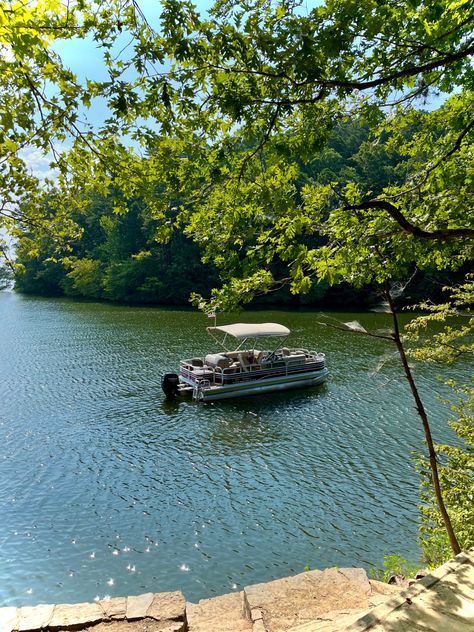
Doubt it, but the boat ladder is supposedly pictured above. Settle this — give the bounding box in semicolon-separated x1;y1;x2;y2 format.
193;379;210;402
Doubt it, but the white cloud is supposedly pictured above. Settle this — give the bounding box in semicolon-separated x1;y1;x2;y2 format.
19;146;67;182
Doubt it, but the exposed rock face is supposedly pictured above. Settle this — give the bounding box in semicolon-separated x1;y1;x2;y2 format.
15;605;55;632
0;607;18;632
126;594;155;621
99;597;127;620
147;593;187;623
49;602;104;629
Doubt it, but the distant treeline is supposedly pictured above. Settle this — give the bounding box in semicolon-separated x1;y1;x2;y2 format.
14;120;456;307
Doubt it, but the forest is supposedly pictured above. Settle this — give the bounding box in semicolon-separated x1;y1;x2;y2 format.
12;117;464;308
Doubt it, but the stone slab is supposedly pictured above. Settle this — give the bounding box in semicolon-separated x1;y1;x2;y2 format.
147;592;186;621
126;593;154;620
286;582;401;631
84;620;185;632
48;602;104;629
16;604;54;631
367;609;474;632
286;608;368;632
0;607;18;632
99;597;127;620
250;608;263;621
244;567;372;631
187;592;251;632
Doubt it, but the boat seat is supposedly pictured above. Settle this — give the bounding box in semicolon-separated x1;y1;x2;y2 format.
281;347;291;356
224;351;241;360
286;353;305;364
205;353;232;369
238;352;255;371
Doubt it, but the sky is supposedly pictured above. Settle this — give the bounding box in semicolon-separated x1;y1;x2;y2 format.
24;0;445;179
23;0;217;178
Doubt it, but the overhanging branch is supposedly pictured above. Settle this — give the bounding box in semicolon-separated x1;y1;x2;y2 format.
347;199;474;240
207;39;474;106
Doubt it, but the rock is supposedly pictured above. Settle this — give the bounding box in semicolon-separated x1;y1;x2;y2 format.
48;602;104;629
146;592;186;622
126;593;155;620
286;607;368;631
186;591;251;632
368;580;403;596
16;604;54;631
244;567;372;631
84;620;185;632
0;607;19;632
99;597;127;620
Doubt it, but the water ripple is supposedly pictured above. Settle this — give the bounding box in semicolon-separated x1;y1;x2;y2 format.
0;293;468;606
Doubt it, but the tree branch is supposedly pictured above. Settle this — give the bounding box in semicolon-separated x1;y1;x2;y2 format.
347;199;474;240
317;320;393;341
237;104;281;180
427;118;474;174
0;245;16;273
207;40;474;104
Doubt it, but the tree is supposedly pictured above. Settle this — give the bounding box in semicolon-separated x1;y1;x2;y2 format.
418;379;474;566
14;189;221;304
0;262;12;289
407;278;473;563
1;1;473;241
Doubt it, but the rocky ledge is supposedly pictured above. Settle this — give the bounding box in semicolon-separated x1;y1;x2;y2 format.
0;567;397;632
1;549;473;632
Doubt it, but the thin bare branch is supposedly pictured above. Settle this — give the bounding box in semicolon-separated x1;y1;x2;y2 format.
317;320;393;341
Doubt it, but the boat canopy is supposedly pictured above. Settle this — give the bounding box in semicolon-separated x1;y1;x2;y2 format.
207;323;290;340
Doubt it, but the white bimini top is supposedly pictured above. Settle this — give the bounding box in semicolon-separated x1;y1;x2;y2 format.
206;323;290;340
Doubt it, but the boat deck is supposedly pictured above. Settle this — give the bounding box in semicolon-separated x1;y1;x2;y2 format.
180;348;326;387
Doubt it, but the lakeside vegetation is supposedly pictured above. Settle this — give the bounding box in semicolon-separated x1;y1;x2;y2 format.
13;120;465;310
0;0;472;570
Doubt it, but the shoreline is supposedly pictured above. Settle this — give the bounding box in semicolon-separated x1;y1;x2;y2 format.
2;550;473;631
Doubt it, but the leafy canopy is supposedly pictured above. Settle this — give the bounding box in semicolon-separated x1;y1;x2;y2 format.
0;0;473;303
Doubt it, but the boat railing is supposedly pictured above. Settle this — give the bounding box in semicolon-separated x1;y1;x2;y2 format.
180;351;325;386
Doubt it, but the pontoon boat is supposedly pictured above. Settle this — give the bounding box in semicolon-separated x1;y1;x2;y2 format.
161;322;328;402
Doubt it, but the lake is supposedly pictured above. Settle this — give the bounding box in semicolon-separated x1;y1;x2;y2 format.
0;291;467;607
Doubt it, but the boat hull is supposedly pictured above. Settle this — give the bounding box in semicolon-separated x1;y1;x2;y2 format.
187;368;329;401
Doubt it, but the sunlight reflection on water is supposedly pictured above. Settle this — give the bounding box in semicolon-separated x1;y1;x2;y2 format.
0;292;468;606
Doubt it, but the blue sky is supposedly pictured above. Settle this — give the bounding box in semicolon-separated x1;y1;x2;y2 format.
55;0;211;87
24;0;214;175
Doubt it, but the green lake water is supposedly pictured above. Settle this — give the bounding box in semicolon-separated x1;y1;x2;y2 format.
0;291;468;607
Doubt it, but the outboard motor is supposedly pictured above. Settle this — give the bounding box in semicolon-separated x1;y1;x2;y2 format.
161;373;180;400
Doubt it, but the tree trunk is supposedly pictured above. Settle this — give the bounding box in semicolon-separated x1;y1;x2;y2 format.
385;291;461;556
